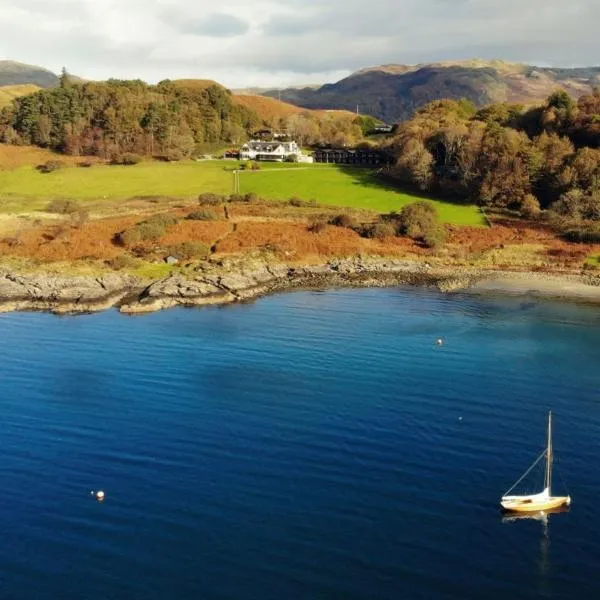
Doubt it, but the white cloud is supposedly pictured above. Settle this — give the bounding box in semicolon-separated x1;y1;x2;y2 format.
0;0;598;87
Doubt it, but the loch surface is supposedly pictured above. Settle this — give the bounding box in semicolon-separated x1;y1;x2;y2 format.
1;288;600;600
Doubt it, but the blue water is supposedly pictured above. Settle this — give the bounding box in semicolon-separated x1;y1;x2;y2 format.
1;288;600;599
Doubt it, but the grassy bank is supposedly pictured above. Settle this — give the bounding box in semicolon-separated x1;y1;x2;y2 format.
0;159;485;226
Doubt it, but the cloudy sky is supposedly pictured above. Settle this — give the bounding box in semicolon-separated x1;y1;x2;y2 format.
0;0;598;87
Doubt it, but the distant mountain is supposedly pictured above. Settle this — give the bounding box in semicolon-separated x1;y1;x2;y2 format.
262;60;600;123
0;60;59;88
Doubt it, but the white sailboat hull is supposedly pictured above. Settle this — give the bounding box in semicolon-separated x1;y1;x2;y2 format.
501;488;571;513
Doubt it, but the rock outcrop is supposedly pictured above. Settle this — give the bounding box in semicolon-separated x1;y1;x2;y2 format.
1;256;598;315
0;270;141;313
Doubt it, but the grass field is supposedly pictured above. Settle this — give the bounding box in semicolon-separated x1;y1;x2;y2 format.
0;160;485;225
239;167;484;225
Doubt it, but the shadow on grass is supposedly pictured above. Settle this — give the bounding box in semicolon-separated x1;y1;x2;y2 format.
333;164;471;207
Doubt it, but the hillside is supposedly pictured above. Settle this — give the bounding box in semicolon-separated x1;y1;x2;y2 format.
0;84;41;108
0;60;58;88
234;94;306;120
263;60;600;122
233;94;356;122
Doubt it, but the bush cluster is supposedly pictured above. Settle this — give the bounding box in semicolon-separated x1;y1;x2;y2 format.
561;227;600;243
308;218;328;233
46;199;81;214
395;201;447;248
198;193;224;206
187;210;218;221
359;221;397;240
37;160;65;174
164;241;209;260
228;192;263;204
116;213;179;246
111;153;143;166
106;254;140;270
240;161;261;171
289;197;320;208
329;213;356;228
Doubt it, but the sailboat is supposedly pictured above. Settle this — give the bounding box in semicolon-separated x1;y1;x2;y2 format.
501;411;571;513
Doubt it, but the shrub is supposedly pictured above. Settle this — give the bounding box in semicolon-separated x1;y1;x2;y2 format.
37;160;66;174
562;227;600;243
288;197;320;208
394;201;447;248
144;213;179;228
46;199;81;214
422;224;448;248
250;161;261;171
198;193;223;206
115;228;142;246
115;214;178;246
112;153;143;166
243;192;261;203
396;201;438;238
106;254;140;270
286;154;299;163
228;193;245;203
308;218;328;233
78;160;94;168
520;194;542;219
187;210;218;221
165;149;185;162
329;213;356;228
136;222;167;242
371;222;397;240
164;241;209;260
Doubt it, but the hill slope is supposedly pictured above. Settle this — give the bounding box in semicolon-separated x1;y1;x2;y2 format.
0;61;59;88
233;94;356;122
0;84;41;108
263;60;600;122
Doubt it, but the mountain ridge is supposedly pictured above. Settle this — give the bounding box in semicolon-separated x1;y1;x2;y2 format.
262;60;600;122
0;60;59;88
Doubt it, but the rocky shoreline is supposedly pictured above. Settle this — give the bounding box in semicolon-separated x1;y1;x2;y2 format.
1;256;599;315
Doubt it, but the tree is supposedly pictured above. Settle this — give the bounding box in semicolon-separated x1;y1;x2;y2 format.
395;138;434;190
520;194;542;219
59;67;71;89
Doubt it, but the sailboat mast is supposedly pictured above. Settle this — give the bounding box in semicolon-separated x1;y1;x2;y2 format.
545;411;553;494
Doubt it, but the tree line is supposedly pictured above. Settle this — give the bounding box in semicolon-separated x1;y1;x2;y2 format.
386;90;600;227
0;75;371;160
0;77;261;160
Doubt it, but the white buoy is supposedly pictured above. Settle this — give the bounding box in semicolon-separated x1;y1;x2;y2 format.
459;417;463;421
436;338;444;346
96;490;105;501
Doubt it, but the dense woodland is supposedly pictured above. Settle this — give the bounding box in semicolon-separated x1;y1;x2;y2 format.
0;74;260;159
0;74;368;159
387;90;600;231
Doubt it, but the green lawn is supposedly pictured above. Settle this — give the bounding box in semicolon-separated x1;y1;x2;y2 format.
240;165;484;225
0;160;485;226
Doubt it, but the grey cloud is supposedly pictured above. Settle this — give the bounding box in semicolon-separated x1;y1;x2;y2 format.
0;0;599;87
166;12;250;37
